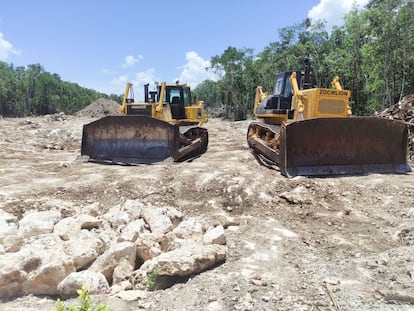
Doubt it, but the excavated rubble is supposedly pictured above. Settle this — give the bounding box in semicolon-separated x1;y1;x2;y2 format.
377;94;414;160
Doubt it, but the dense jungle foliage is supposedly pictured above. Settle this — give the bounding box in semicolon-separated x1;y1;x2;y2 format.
194;0;414;119
0;0;412;119
0;63;122;117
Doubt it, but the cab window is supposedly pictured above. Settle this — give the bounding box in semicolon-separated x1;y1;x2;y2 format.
274;77;284;95
169;88;181;103
183;88;191;106
284;79;293;97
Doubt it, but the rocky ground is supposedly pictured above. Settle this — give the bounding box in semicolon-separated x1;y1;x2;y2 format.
0;100;414;310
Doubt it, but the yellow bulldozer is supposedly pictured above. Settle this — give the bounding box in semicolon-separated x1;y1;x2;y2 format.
247;61;411;177
81;81;208;164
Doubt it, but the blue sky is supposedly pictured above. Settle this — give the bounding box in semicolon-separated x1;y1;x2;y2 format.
0;0;368;97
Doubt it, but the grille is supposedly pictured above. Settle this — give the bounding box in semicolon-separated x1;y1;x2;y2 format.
318;99;346;115
127;105;152;116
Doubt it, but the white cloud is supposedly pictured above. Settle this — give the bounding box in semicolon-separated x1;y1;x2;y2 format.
308;0;369;30
110;75;128;87
178;51;219;87
0;32;21;60
99;68;157;98
132;67;156;85
121;54;143;68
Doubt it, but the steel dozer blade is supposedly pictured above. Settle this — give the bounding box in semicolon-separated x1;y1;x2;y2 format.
279;117;411;177
81;115;209;164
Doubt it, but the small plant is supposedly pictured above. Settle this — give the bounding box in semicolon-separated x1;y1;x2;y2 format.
145;269;160;290
55;285;110;311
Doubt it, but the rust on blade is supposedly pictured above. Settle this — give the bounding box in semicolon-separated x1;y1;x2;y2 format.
279;117;411;177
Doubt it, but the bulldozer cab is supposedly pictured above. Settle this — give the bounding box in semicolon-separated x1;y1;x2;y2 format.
271;71;301;110
162;85;190;120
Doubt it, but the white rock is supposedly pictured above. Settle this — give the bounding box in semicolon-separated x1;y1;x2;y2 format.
280;186;313;204
89;241;136;282
119;219;146;242
203;225;226;245
113;258;134;284
57;270;109;298
54;217;80;238
165;206;184;225
0;210;19;241
0;265;27;297
78;214;102;230
102;209;130;229
139;243;227;277
121;200;144;219
0;234;75;297
81;202;100;217
63;230;106;270
114;289;148;301
141;207;173;234
19;210;61;238
206;301;225;311
135;237;162;261
172;217;206;241
0;210;22;251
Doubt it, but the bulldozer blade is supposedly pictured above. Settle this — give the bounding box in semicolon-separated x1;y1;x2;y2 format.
278;117;411;177
81;116;181;164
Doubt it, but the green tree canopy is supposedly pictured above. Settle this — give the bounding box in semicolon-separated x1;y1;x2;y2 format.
194;0;413;119
0;62;121;117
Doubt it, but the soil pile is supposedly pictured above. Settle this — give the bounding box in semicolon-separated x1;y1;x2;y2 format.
74;98;120;118
378;94;414;159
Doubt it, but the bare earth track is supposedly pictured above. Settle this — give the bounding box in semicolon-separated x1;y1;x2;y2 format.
0;108;414;310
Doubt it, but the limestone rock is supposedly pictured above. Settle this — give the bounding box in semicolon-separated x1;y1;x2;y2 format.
63;230;106;270
57;270;109;298
19;210;61;238
119;219;146;242
139;243;227;277
0;234;75;298
113;258;135;284
102;209;130;229
141;206;173;234
203;225;226;245
172;217;206;241
89;241;136;282
0;210;22;252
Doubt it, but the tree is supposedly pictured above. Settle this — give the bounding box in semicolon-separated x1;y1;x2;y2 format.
192;80;222;109
362;0;414;111
210;47;256;120
0;61;112;117
342;6;369;114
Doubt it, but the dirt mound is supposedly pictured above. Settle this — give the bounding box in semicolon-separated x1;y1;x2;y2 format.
378;94;414;160
74;98;120;118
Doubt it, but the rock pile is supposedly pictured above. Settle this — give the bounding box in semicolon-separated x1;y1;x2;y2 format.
377;94;414;159
0;201;228;299
74;98;120;118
